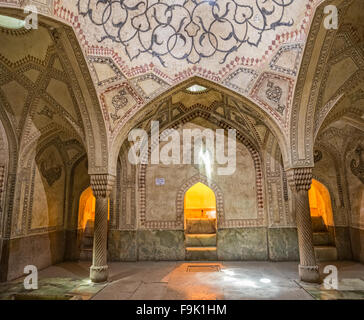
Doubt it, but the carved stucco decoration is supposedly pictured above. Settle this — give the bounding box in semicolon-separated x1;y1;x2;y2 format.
40;154;62;187
77;0;295;66
350;145;364;184
314;126;364;227
313;150;322;163
137;106;265;229
0;14;109;173
0;1;326;172
265;80;285;114
289;0;353;166
11;134;85;236
111;89;129;122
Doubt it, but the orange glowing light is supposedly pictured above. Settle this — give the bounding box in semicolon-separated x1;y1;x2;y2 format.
78;186;109;230
309;179;334;227
184;182;216;220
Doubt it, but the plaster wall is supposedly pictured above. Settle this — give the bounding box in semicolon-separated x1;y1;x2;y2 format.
144;121;258;225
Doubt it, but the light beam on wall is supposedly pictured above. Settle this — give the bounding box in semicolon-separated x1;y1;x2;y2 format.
199;148;212;179
0;14;25;29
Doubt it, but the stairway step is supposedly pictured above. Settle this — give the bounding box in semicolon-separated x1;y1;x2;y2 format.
186;247;217;261
314;246;338;262
81;236;94;247
79;248;93;261
186;219;216;234
186;234;217;247
311;216;327;232
313;232;332;246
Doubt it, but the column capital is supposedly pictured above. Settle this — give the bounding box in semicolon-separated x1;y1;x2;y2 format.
286;167;313;192
90;174;115;198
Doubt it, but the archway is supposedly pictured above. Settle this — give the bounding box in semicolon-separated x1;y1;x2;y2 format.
77;186;109;260
184;182;216;221
184;182;217;260
309;179;334;230
78;187;96;232
309;179;337;262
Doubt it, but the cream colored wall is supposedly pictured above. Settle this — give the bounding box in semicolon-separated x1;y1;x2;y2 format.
221;143;257;220
30;145;65;230
144;121;258;225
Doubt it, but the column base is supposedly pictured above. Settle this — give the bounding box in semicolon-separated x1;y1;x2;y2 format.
90;265;109;283
299;264;320;283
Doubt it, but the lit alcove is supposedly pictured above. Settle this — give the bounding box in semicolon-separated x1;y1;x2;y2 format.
77;187;110;260
184;182;216;220
184;182;218;259
309;179;334;229
78;186;96;232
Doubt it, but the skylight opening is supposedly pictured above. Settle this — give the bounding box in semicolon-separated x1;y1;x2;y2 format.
0;14;25;30
186;84;208;93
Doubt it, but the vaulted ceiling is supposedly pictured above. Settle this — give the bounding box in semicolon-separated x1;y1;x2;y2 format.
0;9;108;171
0;24;84;145
0;0;363;172
313;0;364;155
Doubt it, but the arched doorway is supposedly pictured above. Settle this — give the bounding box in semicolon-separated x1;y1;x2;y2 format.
78;187;96;260
184;182;217;260
309;179;334;229
309;179;337;261
78;187;96;231
77;187;110;260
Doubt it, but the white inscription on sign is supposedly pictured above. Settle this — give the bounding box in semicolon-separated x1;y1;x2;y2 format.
156;178;165;186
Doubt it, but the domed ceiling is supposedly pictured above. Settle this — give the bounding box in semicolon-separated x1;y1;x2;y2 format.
0;0;331;155
73;0;314;136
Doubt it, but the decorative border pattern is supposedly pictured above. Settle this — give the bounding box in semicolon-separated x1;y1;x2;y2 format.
251;71;294;131
138;108;265;229
176;174;223;228
269;43;303;76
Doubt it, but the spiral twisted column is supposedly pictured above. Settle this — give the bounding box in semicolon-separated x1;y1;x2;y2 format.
90;174;115;283
286;168;320;283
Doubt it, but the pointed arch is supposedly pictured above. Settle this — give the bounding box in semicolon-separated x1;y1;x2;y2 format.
111;76;289;173
0;100;18;238
136;110;265;229
309;178;335;228
176;174;224;230
0;6;109;174
290;0;353;166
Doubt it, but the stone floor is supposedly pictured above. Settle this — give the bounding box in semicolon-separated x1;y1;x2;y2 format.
1;261;364;300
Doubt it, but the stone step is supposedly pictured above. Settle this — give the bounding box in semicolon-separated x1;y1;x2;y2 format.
186;218;216;234
83;231;94;237
185;234;217;247
79;248;92;261
81;236;94;247
313;232;333;246
314;246;338;262
311;216;327;232
186;247;217;261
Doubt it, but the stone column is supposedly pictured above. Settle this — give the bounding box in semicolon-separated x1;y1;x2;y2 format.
90;174;115;283
286;168;320;283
